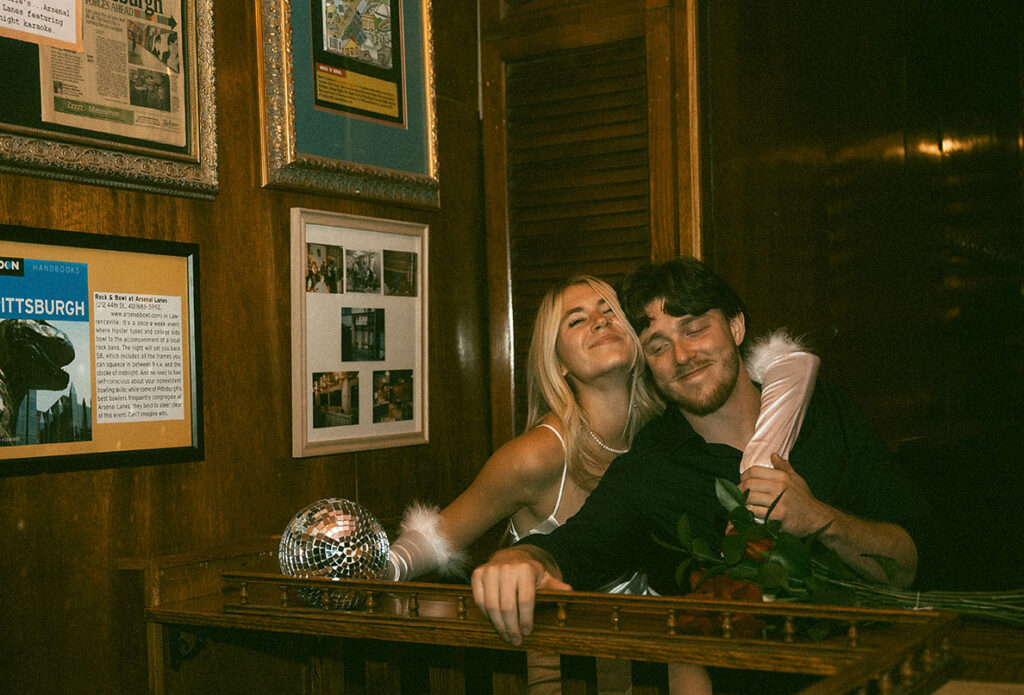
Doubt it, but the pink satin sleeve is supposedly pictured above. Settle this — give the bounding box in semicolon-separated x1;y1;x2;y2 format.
740;351;820;473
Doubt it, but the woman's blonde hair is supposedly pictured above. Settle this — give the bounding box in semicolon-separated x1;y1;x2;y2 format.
525;275;663;491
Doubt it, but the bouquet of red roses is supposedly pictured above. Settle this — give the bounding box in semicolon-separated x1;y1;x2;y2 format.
661;479;1024;626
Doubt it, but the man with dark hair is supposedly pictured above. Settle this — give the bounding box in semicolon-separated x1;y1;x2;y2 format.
618;256;749;337
472;257;930;649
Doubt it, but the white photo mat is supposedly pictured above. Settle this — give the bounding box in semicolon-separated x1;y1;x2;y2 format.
291;208;428;456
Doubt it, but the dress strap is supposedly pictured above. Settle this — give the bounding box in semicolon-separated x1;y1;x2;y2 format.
536;423;569;519
536;422;566;451
550;460;569;519
508;423;570;541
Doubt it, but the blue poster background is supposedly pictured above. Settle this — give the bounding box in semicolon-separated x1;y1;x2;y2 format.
0;258;89;321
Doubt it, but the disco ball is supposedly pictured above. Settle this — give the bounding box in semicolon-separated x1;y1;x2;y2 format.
278;498;389;608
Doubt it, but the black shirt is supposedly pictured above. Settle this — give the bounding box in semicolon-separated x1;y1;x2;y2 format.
521;380;932;595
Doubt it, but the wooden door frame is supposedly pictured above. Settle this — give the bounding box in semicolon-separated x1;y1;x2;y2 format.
481;0;704;446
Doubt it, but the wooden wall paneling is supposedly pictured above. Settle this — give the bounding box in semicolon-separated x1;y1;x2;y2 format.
357;108;490;527
645;0;705;262
492;16;645;63
823;1;932;441
146;623;167;695
154;629;315;695
645;0;678;259
698;0;1024;591
349;1;496;530
426;645;469;694
481;40;516;447
0;179;209;695
677;0;704;260
700;0;1024;447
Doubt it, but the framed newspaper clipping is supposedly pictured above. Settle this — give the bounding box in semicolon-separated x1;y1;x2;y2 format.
257;0;439;208
0;0;218;198
0;224;203;475
291;208;427;456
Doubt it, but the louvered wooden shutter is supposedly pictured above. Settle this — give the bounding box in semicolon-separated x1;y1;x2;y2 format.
504;38;651;432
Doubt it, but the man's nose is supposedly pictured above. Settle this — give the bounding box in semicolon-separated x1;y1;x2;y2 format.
672;337;693;363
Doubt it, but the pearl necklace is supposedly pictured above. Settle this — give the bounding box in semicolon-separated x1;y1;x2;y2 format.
587;428;629;455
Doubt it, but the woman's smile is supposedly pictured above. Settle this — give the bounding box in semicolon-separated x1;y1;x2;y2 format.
589;332;623;349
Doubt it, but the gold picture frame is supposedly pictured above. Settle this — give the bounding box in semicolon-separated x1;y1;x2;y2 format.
291;208;428;456
257;0;439;208
0;0;218;198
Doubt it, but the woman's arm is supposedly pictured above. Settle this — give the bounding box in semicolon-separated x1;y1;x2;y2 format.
388;425;565;581
741;331;820;472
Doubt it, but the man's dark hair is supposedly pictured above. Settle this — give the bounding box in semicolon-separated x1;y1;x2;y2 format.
617;257;749;336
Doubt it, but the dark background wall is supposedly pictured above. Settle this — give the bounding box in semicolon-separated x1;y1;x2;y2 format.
0;0;488;692
700;0;1024;589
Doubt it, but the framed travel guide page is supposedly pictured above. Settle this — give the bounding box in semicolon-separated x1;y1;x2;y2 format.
0;224;203;474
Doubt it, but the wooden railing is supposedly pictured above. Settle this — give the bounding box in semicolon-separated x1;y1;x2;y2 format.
207;572;955;693
125;542;960;694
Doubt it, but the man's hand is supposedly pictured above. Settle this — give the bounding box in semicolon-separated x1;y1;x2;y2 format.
738;454;831;536
471;546;571;646
739;454;918;587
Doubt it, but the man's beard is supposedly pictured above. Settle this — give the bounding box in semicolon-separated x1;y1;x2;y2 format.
673;347;741;416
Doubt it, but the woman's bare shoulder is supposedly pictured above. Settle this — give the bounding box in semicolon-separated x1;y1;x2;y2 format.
486;416;566;488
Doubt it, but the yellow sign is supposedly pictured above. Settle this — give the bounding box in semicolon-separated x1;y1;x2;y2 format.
316;64;399;120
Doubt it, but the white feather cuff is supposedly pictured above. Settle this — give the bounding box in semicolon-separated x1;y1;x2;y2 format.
745;329;811;383
388;502;468;581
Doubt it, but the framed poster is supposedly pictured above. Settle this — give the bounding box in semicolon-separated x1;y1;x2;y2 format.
0;224;202;474
257;0;439;208
0;0;218;198
291;208;427;456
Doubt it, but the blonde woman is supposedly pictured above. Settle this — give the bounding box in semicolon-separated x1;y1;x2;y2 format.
388;275;660;587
